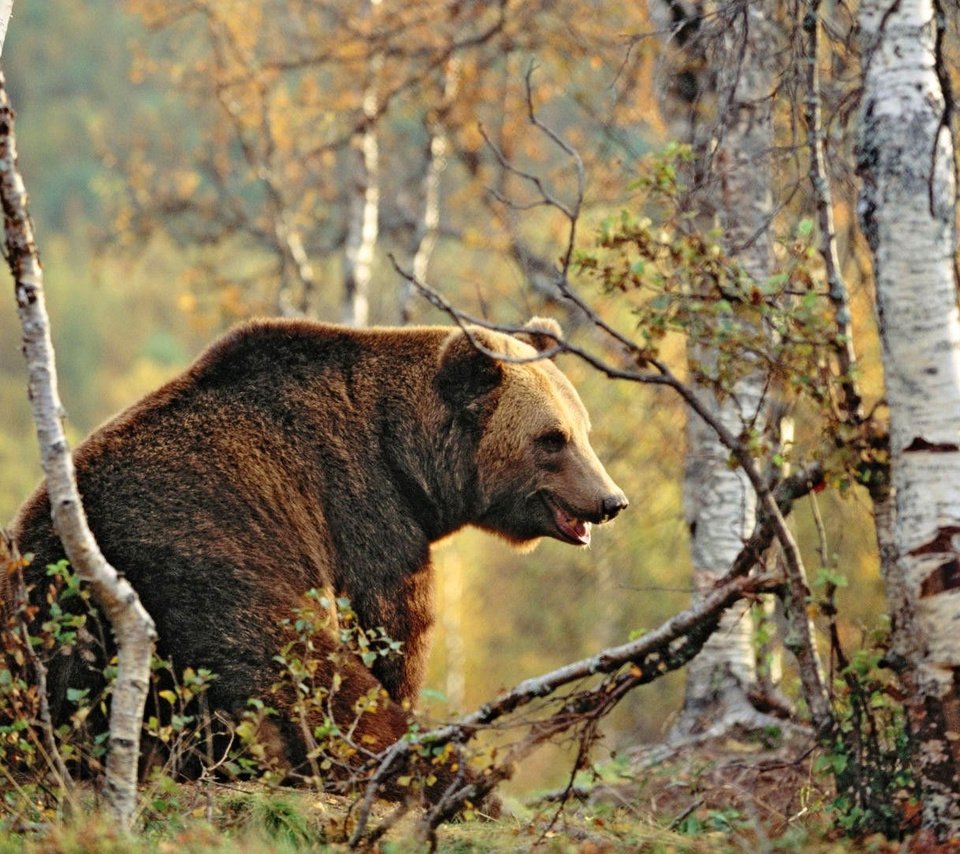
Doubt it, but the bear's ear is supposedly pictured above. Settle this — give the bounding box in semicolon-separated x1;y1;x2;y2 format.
514;316;563;359
436;329;504;409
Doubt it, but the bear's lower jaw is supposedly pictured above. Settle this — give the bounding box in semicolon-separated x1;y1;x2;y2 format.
542;494;592;546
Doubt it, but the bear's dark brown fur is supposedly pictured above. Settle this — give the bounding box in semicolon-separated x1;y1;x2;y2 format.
9;318;626;788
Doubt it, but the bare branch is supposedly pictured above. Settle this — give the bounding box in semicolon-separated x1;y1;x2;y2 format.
729;461;825;578
201;3;318;315
349;570;779;845
0;533;76;810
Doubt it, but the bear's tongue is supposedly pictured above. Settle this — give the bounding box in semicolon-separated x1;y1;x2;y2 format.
554;505;591;546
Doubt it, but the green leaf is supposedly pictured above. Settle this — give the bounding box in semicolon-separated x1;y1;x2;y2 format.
814;567;848;589
66;687;89;704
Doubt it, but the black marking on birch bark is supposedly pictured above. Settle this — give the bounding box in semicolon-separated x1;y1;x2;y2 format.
919;559;960;598
879;649;909;673
855;101;880;251
908;525;960;556
921;671;960;775
903;437;960;453
15;283;35;306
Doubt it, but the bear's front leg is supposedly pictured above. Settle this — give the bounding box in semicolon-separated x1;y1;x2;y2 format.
349;563;435;708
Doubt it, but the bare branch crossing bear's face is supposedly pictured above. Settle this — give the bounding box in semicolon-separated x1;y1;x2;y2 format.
9;316;626;799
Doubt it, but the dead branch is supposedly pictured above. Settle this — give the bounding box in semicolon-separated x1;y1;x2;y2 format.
0;70;157;831
348;571;778;846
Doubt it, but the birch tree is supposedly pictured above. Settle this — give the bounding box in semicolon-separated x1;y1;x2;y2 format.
399;55;460;324
650;0;786;738
0;70;156;829
857;0;960;838
341;0;381;327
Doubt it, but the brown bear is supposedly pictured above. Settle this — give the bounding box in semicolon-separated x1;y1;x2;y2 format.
8;317;627;792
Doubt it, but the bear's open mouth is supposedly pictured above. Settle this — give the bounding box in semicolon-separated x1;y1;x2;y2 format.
542;494;592;546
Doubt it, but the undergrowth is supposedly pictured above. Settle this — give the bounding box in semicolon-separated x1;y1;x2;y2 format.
0;558;920;851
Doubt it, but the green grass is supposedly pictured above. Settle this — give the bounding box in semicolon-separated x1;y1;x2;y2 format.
0;782;891;854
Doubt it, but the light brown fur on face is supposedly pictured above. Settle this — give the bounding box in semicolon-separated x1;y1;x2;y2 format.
467;324;628;549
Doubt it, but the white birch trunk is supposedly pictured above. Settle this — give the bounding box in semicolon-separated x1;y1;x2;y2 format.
858;0;960;837
400;57;460;324
0;72;156;830
678;388;762;734
342;0;381;328
660;1;779;736
342;118;377;326
0;0;11;57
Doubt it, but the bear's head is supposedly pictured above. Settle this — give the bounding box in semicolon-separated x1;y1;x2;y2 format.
436;318;628;548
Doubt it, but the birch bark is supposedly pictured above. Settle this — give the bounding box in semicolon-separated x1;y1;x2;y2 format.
0;73;156;830
857;0;960;837
0;1;10;56
651;0;781;736
342;0;381;328
400;56;460;324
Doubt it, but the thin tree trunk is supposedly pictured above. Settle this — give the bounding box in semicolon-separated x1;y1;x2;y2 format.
0;71;156;831
802;0;862;424
400;57;460;324
0;1;10;56
342;0;381;328
857;0;960;838
657;0;785;737
678;395;762;735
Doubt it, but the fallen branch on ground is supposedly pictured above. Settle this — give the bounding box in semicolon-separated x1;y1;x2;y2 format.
349;570;780;846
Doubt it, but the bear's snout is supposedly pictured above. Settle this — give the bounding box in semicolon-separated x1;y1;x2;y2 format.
601;491;629;522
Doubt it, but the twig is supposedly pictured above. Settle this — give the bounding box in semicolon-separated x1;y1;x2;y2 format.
729;461;824;578
11;561;75;810
479;63;589;311
668;798;704;831
390;256;663;380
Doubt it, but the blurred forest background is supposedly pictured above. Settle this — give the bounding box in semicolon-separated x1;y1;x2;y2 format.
0;1;894;795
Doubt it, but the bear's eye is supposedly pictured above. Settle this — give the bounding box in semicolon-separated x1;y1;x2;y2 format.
537;430;568;454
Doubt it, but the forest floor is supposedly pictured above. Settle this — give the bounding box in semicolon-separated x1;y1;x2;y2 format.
3;727;929;853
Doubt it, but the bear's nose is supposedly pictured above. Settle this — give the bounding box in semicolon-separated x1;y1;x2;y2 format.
601;492;629;522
